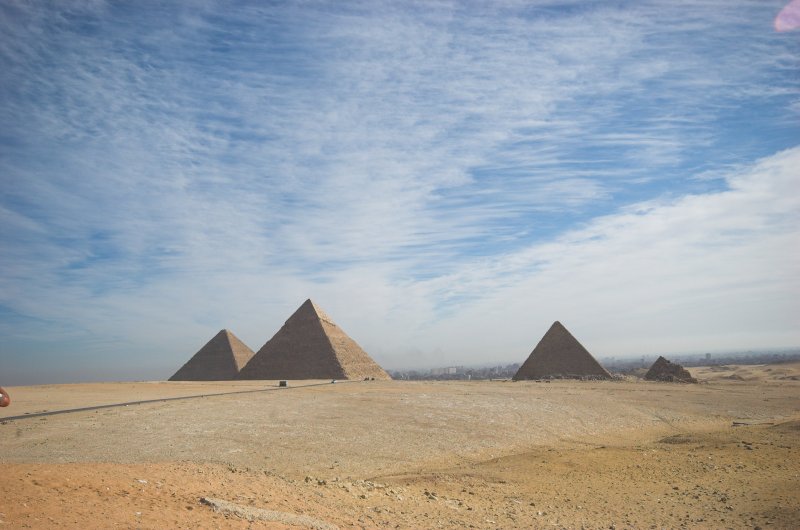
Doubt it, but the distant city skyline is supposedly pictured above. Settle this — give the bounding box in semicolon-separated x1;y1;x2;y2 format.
1;1;799;385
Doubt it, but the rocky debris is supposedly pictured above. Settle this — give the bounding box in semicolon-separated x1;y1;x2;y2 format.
644;356;698;383
303;476;405;501
200;497;338;530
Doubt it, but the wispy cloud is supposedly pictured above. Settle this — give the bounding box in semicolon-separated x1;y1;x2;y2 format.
0;1;798;382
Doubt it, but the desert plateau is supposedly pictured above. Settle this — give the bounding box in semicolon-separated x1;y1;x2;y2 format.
1;362;799;529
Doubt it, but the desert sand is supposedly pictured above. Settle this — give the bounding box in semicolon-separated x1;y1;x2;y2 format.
1;362;799;529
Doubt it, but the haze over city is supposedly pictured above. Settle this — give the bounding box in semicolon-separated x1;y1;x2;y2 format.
1;1;799;385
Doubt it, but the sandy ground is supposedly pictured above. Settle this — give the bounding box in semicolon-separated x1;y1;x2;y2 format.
691;363;800;382
1;363;799;529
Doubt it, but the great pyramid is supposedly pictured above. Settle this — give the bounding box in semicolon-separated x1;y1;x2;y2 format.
644;356;697;383
237;299;391;380
169;329;256;381
512;321;612;380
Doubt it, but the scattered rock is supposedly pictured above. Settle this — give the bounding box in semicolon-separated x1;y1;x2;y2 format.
200;497;339;530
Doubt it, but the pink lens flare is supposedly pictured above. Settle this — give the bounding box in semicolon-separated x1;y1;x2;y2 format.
775;0;800;31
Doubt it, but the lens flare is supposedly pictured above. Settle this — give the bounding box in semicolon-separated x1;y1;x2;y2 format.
775;0;800;31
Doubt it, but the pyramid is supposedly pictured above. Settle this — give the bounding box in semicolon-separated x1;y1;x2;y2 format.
237;299;391;380
512;321;612;380
644;356;697;383
169;329;256;381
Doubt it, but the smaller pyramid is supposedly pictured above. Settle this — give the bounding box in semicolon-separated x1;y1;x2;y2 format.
512;321;611;381
644;356;697;383
169;329;255;381
237;299;391;380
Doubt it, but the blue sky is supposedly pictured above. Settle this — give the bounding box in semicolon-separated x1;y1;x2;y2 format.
1;1;798;384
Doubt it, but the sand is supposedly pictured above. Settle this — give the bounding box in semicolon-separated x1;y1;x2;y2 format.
1;363;799;529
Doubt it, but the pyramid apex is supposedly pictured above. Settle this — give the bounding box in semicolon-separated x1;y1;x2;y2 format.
298;298;320;313
221;328;241;339
305;298;322;309
546;321;570;335
294;299;335;325
218;328;239;340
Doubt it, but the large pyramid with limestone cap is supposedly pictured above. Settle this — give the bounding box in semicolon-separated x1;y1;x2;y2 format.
237;299;391;380
169;329;256;381
512;321;612;380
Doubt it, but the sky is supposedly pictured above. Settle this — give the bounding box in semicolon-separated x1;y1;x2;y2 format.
1;1;798;385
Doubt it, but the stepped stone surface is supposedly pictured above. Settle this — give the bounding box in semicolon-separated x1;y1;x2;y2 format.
237;299;390;380
645;356;698;383
169;329;255;381
513;321;612;380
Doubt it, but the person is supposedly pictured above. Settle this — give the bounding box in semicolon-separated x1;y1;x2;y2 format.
0;386;10;407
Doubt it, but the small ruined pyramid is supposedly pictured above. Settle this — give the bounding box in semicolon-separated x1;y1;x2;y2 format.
512;321;612;380
237;299;391;380
644;356;698;383
169;329;255;381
